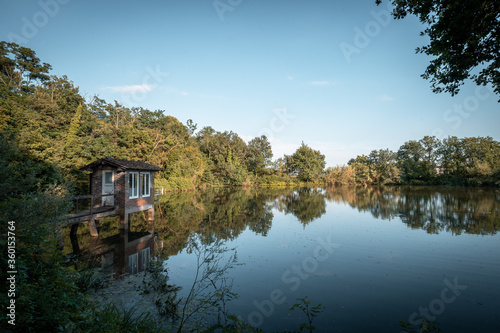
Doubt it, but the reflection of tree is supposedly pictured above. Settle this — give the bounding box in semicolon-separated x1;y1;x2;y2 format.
325;186;500;235
155;191;206;256
245;192;274;236
277;188;327;227
154;188;278;256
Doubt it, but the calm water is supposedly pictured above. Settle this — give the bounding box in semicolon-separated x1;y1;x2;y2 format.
65;186;500;332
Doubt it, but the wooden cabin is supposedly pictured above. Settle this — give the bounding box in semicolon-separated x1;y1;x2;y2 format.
65;157;163;236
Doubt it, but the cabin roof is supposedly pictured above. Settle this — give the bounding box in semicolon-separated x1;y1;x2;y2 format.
80;157;163;172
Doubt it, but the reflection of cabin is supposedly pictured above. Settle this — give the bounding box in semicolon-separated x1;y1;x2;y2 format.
68;230;157;277
63;157;163;236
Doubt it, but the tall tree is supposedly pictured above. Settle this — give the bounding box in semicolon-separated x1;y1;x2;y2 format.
376;0;500;98
397;140;428;183
246;135;273;175
290;142;326;182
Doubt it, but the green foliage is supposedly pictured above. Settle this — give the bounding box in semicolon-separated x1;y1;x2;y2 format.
325;165;356;186
399;317;444;333
75;267;111;293
196;128;250;185
289;297;325;333
343;135;500;187
246;135;273;175
141;258;181;320
0;141;86;332
376;0;500;98
290;142;326;182
170;235;240;332
75;304;162;333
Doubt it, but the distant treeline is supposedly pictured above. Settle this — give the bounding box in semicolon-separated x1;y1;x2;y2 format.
1;41;499;193
332;135;500;187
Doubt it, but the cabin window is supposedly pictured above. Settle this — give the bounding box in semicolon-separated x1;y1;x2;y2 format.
141;172;151;197
104;171;113;185
129;172;139;199
128;253;138;274
141;247;150;271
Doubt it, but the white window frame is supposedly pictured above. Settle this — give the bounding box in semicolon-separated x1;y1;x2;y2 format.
129;172;139;199
141;172;151;197
128;253;138;274
141;247;150;271
102;171;114;206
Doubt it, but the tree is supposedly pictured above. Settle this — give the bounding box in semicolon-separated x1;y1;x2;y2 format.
368;149;400;184
397;140;428;183
0;41;52;95
246;135;273;175
186;119;197;136
348;155;373;186
376;0;500;98
65;104;83;147
290;142;326;182
197;129;249;185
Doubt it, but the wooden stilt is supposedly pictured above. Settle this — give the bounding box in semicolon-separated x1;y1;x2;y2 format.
69;225;80;253
89;219;99;237
120;213;130;230
70;224;79;236
148;207;154;234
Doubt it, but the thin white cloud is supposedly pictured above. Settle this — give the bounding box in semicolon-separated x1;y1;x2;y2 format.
158;86;192;97
103;84;152;94
377;94;395;101
287;75;294;81
309;81;333;86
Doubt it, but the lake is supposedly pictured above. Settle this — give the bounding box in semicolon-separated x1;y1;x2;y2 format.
64;186;500;332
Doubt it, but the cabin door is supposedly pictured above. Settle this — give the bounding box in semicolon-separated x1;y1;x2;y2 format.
102;170;115;206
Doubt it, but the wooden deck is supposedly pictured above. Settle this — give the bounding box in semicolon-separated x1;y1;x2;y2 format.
63;206;117;225
62;194;117;225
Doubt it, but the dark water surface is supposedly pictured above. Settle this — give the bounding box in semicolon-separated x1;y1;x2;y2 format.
66;186;500;332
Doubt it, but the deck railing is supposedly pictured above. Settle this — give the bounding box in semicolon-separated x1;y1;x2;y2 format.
153;186;164;202
71;193;116;215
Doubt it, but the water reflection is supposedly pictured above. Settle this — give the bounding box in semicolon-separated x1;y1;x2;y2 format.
65;186;499;278
154;186;500;258
325;186;500;235
63;225;156;277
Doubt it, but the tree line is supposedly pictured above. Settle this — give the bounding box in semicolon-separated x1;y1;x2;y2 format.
336;135;500;187
1;41;499;192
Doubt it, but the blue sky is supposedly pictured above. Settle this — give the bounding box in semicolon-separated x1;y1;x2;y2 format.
1;0;499;166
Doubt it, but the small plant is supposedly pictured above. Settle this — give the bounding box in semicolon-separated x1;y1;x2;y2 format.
75;267;110;292
174;235;241;332
142;257;181;320
399;317;444;333
289;297;325;333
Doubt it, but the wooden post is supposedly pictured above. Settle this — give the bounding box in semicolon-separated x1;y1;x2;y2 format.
70;224;79;237
89;219;99;237
70;228;80;253
88;234;99;253
120;213;129;230
148;206;154;234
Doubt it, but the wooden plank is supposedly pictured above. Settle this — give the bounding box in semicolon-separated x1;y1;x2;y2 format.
73;194;93;200
62;208;117;225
